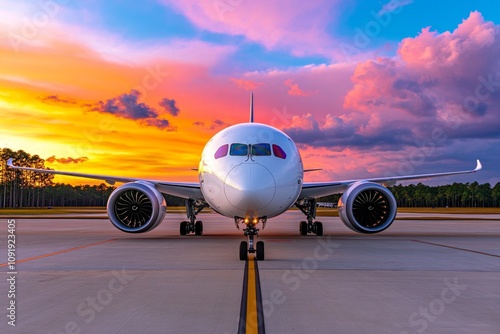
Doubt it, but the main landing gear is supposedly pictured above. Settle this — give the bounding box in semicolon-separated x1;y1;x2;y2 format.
236;217;267;261
296;198;323;236
180;199;208;236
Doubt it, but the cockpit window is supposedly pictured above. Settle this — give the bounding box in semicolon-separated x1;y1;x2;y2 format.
272;144;287;159
214;144;228;159
230;143;248;156
251;143;271;156
226;142;287;159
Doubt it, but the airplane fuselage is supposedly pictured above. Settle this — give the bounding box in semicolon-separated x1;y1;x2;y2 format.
199;123;303;220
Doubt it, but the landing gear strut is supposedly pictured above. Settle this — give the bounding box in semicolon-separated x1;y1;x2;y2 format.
180;199;207;236
236;217;266;261
296;198;323;236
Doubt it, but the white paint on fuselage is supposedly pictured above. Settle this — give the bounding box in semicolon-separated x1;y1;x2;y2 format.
199;123;303;219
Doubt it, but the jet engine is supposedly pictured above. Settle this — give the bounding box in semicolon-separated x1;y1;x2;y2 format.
338;181;397;234
107;182;167;233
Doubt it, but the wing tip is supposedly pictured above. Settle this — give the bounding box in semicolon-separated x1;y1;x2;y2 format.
304;168;322;172
475;159;482;172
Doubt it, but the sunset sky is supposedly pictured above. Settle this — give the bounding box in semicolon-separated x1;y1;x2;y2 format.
1;0;499;185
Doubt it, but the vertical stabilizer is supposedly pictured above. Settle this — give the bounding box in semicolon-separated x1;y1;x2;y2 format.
249;92;254;123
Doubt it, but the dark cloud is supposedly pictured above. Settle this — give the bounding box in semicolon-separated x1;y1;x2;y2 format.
39;95;77;105
92;90;157;119
159;98;180;116
283;114;414;150
143;118;176;131
86;90;176;131
193;119;228;130
46;156;88;164
210;119;228;130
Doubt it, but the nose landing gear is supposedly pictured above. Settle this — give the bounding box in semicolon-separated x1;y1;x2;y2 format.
236;217;266;261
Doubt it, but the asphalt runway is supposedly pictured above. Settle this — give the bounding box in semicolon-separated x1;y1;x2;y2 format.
1;211;499;334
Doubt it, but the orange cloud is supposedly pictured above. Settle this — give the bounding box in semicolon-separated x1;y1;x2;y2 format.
46;156;89;164
0;31;224;184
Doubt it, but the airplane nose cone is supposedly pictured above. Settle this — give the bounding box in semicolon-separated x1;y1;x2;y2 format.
224;163;276;212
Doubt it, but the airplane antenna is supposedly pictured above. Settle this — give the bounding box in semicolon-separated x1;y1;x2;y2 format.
249;92;254;123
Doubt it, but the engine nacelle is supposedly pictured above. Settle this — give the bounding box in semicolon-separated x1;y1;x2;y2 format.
338;181;397;234
107;182;167;233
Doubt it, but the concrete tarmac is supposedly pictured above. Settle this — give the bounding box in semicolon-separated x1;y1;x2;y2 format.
0;211;499;334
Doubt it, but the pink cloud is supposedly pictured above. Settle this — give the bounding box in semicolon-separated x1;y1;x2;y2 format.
226;64;354;126
281;11;500;182
344;11;500;134
399;11;499;75
285;79;314;96
289;113;317;129
230;77;264;91
161;0;339;56
2;2;235;68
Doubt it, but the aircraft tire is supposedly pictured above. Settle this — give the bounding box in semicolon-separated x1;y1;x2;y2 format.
256;241;265;261
195;221;203;235
315;222;323;236
239;241;248;261
180;221;187;235
300;221;308;236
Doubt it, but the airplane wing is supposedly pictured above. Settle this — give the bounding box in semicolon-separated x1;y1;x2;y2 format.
299;159;482;199
6;158;203;199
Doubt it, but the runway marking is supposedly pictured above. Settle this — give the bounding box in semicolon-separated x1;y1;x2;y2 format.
412;240;500;258
238;256;265;334
0;238;117;267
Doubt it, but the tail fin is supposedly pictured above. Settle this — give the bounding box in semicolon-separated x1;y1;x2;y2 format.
249;92;254;123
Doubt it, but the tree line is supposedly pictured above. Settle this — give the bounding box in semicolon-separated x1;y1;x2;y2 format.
1;148;114;207
2;148;499;208
389;182;500;208
0;148;186;208
317;182;500;208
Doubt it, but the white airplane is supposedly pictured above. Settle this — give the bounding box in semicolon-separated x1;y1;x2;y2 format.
8;94;482;260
